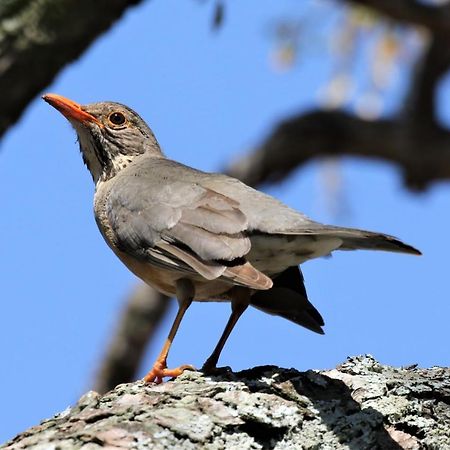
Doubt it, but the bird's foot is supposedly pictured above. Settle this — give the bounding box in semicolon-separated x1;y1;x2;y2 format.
201;364;233;376
201;356;232;375
201;357;218;375
143;360;195;384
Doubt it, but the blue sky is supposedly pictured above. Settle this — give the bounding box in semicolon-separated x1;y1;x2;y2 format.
1;0;448;442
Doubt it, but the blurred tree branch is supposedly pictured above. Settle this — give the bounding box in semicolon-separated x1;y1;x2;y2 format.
405;34;450;123
0;0;145;139
226;111;450;191
227;1;450;191
348;0;450;33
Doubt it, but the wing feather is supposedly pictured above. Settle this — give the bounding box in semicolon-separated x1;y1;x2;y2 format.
105;175;268;289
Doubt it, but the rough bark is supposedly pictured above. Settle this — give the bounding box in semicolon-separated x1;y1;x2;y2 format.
0;0;145;139
3;356;450;450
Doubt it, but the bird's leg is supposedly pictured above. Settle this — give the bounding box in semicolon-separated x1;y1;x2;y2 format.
144;279;195;384
202;287;250;373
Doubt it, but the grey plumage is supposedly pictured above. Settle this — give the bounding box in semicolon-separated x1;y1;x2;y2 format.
43;94;421;380
103;155;419;284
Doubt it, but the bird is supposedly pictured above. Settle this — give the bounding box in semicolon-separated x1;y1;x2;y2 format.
43;93;421;384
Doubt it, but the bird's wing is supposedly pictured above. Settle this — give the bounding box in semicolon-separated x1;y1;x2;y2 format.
200;174;420;256
105;172;271;289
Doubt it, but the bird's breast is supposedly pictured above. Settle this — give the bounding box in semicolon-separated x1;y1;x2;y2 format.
93;182;235;301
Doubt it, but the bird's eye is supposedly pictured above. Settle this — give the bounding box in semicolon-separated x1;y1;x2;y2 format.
108;112;126;126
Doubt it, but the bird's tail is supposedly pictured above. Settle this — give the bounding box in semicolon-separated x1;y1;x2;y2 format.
313;225;421;255
250;266;324;334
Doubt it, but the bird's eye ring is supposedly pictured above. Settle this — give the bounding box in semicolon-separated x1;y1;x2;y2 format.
108;112;126;126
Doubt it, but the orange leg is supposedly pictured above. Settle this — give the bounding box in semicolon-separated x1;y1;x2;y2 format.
144;279;195;384
202;287;250;373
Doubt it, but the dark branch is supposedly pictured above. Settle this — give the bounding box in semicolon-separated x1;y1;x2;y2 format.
226;110;450;190
225;1;450;191
0;0;145;139
226;1;450;191
347;0;450;35
93;284;170;394
404;34;450;124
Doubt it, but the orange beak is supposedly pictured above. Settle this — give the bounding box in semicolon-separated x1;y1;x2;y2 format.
42;93;100;126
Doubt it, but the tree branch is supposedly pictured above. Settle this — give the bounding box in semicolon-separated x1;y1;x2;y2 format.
403;34;450;124
4;356;450;449
226;110;450;190
93;284;170;394
347;0;450;35
225;1;450;191
0;0;145;139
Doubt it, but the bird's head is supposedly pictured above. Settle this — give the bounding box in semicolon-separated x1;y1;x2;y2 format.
43;94;162;183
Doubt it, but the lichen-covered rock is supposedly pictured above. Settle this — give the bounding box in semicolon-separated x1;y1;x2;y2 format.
2;356;450;450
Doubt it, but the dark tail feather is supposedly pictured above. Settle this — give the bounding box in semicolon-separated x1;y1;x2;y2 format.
319;226;421;255
250;266;324;334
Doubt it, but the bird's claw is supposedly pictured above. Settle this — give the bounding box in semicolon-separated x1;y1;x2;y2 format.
201;355;232;375
144;361;196;384
201;364;232;376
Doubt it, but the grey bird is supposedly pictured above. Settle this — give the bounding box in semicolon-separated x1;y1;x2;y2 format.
43;93;421;383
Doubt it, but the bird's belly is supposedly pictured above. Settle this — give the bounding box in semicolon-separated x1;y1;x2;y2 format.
247;235;342;275
114;248;233;301
94;188;234;301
